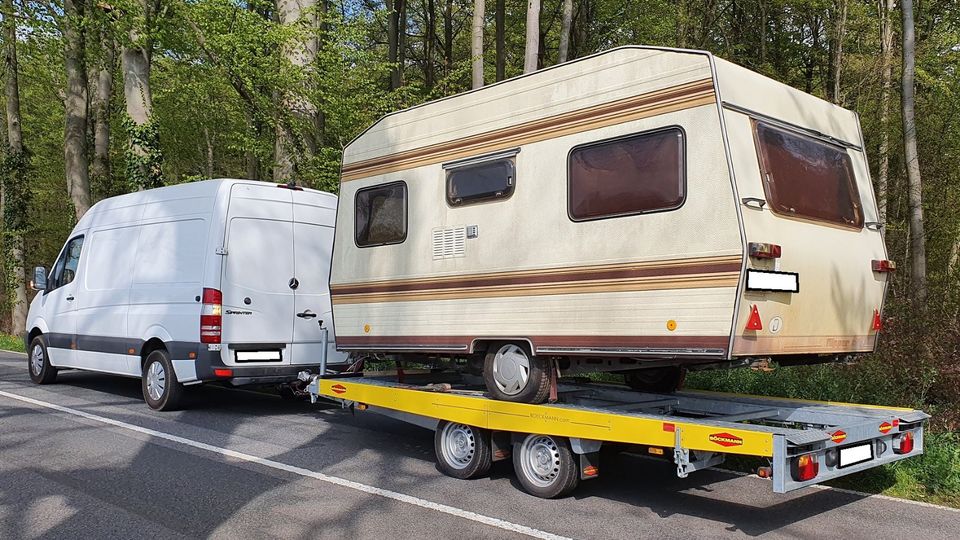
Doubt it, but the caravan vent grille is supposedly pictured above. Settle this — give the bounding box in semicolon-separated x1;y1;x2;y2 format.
432;227;466;260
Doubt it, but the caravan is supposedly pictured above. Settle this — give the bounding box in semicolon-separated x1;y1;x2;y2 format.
329;46;892;404
25;179;348;410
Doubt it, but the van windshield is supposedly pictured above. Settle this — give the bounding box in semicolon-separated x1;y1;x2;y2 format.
754;121;863;228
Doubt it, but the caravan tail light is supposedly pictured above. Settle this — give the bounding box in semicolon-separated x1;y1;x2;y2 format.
872;309;883;331
749;242;782;259
200;288;223;344
745;305;763;331
790;453;819;482
895;431;914;454
872;259;897;273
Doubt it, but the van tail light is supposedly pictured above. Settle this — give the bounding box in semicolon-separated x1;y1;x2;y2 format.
790;453;819;482
749;242;782;259
895;431;914;454
745;305;763;331
200;288;222;344
872;259;896;272
872;309;882;331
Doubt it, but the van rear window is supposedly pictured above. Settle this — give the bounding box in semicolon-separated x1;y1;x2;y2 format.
754;121;863;228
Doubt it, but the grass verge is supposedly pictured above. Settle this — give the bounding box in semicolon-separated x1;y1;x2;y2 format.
0;333;25;353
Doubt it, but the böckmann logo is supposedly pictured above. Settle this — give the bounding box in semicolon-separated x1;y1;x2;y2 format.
331;384;347;395
709;432;744;447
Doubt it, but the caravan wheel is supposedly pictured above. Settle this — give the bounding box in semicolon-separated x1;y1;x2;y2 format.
483;343;551;404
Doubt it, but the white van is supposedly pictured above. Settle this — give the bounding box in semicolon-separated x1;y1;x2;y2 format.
24;179;348;410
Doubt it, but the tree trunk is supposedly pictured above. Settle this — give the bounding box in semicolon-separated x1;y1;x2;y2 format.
91;35;114;196
388;0;406;89
425;0;436;89
901;0;926;300
64;0;92;219
558;0;573;63
495;0;505;80
245;109;259;181
121;0;161;189
877;0;894;223
274;0;319;182
523;0;540;73
827;0;847;104
204;126;214;179
472;0;484;88
443;0;453;74
2;0;28;333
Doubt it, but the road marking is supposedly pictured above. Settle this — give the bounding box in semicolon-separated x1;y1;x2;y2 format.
0;389;570;540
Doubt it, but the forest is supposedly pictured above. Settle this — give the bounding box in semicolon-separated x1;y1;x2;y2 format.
0;0;958;503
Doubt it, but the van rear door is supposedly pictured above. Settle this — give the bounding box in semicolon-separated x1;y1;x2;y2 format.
221;184;295;364
729;117;888;358
289;193;349;366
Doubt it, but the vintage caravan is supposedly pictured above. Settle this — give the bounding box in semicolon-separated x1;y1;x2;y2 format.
25;179;348;410
329;46;892;404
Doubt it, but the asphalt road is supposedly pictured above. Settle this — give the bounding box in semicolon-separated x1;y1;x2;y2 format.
1;351;957;539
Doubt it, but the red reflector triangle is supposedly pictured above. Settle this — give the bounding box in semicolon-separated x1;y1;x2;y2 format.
746;305;763;331
872;309;882;331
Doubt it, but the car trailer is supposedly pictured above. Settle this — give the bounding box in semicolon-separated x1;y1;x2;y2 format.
306;370;928;499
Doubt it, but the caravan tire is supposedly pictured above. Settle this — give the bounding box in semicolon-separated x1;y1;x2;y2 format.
142;349;184;411
28;336;58;385
434;420;493;479
483;343;551;404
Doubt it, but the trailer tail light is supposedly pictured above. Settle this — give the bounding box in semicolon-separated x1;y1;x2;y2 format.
872;309;882;331
895;431;914;454
213;368;233;378
872;259;896;273
790;453;819;482
749;242;782;259
200;288;223;344
745;305;763;331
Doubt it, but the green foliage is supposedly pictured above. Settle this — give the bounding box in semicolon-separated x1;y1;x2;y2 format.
122;115;164;189
0;333;25;353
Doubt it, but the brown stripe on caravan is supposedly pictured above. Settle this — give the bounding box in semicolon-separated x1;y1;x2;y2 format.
733;334;877;355
341;78;716;182
335;335;729;355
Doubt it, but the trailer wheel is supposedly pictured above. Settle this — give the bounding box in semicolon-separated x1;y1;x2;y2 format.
513;434;580;498
434;420;492;479
483;343;550;404
28;336;58;384
624;367;685;393
142;349;184;411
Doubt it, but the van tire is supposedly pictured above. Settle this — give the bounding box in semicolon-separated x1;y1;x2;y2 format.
483;342;551;404
512;434;580;498
434;420;492;479
28;336;58;384
142;349;184;411
623;367;685;393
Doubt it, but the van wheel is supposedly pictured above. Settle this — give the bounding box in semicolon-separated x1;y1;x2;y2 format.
623;367;685;393
513;434;580;498
28;336;58;384
434;420;492;479
483;343;550;404
142;349;184;411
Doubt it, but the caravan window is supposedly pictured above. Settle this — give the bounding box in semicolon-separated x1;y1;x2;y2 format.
355;182;407;247
568;128;685;221
754;121;863;228
446;159;515;206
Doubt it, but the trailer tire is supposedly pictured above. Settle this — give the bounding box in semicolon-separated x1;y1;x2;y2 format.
513;434;580;498
28;336;58;385
142;349;184;411
434;420;493;479
624;366;685;393
483;342;551;404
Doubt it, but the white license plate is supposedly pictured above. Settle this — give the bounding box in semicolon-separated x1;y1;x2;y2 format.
746;270;800;293
839;443;873;468
236;350;282;362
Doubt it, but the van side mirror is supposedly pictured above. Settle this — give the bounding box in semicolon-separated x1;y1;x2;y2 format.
31;267;47;291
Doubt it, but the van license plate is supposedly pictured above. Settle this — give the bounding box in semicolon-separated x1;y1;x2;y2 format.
235;350;282;362
746;270;799;293
839;443;873;468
